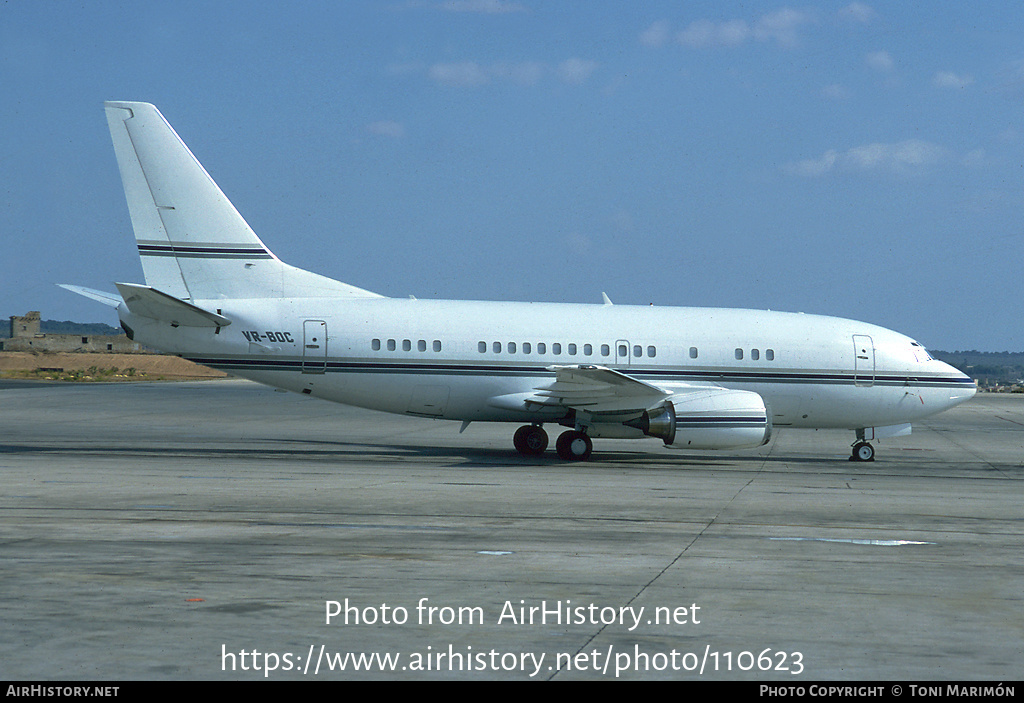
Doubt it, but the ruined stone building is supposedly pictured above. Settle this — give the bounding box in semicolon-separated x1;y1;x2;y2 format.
2;311;142;353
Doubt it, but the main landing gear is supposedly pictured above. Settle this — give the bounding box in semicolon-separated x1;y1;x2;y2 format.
555;430;592;461
513;425;593;461
513;424;548;456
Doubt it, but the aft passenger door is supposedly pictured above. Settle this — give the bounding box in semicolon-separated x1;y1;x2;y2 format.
302;320;327;374
853;334;874;387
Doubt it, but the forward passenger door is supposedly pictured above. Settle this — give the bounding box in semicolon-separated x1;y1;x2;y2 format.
853;334;874;387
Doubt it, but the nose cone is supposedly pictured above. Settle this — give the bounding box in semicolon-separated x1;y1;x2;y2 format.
938;359;977;406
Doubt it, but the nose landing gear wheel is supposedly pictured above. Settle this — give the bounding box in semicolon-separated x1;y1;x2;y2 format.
556;430;593;461
850;441;875;462
513;425;548;456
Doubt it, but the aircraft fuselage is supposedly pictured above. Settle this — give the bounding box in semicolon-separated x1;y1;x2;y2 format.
120;296;975;433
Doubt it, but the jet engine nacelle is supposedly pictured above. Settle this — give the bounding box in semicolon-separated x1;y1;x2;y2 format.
626;388;771;450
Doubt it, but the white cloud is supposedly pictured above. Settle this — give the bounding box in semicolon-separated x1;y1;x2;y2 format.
932;71;974;89
425;59;598;87
492;61;546;86
675;8;813;49
822;83;852;100
865;50;894;73
436;0;526;13
557;58;599;84
753;8;812;48
784;150;839;177
846;140;945;170
784;140;948;176
640;20;671;48
429;62;491;86
678;19;748;48
677;20;725;48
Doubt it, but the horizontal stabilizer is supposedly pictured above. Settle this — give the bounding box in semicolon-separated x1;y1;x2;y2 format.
58;284;122;308
114;283;231;328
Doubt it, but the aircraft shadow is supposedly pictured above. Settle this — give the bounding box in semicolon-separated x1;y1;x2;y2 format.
0;437;858;469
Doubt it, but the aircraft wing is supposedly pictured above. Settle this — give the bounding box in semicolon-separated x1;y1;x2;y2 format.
487;364;721;417
534;365;668;413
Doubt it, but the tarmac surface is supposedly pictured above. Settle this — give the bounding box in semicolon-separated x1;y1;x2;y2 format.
1;379;1021;681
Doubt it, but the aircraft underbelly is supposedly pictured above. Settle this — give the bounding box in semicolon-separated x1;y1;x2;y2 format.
241;368;543;421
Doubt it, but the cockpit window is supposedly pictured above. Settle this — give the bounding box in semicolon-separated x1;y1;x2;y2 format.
910;342;933;362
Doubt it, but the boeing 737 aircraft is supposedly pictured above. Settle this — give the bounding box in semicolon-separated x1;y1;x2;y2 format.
64;102;976;462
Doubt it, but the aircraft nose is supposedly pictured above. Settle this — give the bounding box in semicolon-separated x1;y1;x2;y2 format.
940;360;977;404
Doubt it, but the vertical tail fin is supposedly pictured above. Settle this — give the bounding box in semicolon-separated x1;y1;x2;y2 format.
104;101;380;301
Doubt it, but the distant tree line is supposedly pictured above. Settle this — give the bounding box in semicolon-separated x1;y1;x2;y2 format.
930;351;1024;384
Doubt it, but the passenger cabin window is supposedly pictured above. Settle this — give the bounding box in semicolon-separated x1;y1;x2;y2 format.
690;347;698;359
751;349;760;361
374;338;442;353
523;342;531;354
508;342;516;354
478;341;487;353
735;348;743;360
553;343;562;355
647;346;657;358
766;349;774;361
601;344;610;357
537;342;547;354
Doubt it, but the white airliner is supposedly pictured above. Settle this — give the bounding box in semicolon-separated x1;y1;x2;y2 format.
64;102;976;462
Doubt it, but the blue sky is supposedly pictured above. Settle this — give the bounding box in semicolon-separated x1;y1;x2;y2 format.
2;1;1022;350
